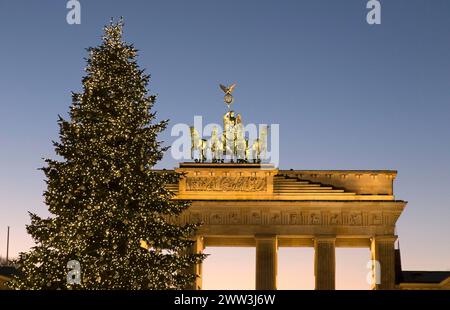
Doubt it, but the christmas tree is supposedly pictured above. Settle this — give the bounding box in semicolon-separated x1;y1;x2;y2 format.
9;20;204;290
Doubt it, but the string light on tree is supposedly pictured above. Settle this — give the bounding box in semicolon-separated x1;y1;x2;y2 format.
8;19;205;290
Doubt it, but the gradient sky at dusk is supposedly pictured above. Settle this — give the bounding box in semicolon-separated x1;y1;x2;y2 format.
0;0;449;289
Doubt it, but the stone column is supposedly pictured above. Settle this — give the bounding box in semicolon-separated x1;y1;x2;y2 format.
370;236;397;290
314;236;336;290
255;235;278;290
189;236;204;290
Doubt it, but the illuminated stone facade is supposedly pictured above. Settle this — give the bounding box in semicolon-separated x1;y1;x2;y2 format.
167;163;409;290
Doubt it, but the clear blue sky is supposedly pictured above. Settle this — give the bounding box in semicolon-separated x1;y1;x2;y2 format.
0;0;449;289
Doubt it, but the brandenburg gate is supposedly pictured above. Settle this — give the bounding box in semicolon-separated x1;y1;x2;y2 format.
168;163;406;290
168;84;406;290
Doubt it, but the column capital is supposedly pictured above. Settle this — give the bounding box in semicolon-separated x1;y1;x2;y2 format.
371;235;397;243
255;234;277;240
314;236;336;243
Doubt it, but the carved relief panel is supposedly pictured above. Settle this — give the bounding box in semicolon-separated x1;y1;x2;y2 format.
186;176;267;192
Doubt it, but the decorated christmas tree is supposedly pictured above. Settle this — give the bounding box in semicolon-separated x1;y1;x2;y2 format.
9;20;204;290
